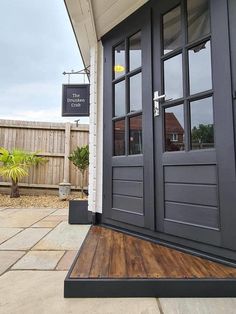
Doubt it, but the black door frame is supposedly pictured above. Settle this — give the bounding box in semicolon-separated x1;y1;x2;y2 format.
211;0;236;250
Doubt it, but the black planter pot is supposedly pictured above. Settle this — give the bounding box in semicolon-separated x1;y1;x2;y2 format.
68;200;91;224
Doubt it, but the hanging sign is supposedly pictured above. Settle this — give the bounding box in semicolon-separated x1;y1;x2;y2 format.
61;84;90;116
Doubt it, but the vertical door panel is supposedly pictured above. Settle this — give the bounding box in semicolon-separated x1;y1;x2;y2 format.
153;0;236;248
102;6;154;229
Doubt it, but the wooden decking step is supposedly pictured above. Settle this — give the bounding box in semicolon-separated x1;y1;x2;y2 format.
64;226;236;297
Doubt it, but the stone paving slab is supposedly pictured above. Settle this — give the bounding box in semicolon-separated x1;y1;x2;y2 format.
159;298;236;314
31;220;61;228
50;208;68;216
41;215;68;222
0;271;160;314
0;228;51;250
0;251;25;275
0;208;55;227
56;250;77;270
33;222;90;250
0;227;23;244
12;251;65;270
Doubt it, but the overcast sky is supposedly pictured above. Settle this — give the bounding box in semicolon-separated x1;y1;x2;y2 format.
0;0;89;124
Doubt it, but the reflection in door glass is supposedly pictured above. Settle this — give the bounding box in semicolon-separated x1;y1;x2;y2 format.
114;80;126;117
187;0;210;43
164;54;183;100
129;32;142;71
190;97;214;150
165;105;185;152
114;42;125;79
129;115;142;155
189;41;212;95
130;73;142;112
163;5;181;54
114;119;125;156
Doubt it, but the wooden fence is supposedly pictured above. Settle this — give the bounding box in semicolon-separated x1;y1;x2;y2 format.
0;119;89;193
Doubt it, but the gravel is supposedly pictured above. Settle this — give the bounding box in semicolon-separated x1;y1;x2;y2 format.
0;193;76;209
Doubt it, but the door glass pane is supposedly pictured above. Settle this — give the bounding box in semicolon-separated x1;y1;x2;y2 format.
114;80;126;117
189;41;212;95
129;115;142;155
114;42;125;79
164;54;183;100
163;5;181;55
187;0;210;43
129;32;141;71
165;105;185;152
190;97;214;150
114;119;125;156
130;73;142;112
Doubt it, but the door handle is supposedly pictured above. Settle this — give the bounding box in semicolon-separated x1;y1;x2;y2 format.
153;91;165;117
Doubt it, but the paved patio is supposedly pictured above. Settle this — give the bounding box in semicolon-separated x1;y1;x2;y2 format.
0;206;236;313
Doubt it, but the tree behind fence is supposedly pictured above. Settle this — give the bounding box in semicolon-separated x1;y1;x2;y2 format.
0;119;89;192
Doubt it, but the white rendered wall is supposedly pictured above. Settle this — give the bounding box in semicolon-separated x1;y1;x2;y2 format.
88;41;103;214
88;44;97;213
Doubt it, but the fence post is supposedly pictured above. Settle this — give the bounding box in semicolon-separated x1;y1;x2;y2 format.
63;122;71;183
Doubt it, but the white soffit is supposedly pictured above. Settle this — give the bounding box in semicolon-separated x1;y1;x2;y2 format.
64;0;148;67
91;0;149;38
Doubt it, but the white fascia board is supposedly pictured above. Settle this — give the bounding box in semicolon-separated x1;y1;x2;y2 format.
64;0;97;68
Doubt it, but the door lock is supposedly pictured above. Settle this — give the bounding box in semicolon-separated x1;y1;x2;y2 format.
153;91;165;117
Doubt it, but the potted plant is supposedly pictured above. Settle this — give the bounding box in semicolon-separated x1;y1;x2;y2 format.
68;145;90;224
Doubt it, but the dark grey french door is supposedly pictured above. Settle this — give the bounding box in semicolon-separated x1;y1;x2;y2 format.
153;0;236;249
103;0;236;252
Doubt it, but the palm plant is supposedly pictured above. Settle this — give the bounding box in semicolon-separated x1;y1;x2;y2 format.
0;147;47;198
68;145;89;199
